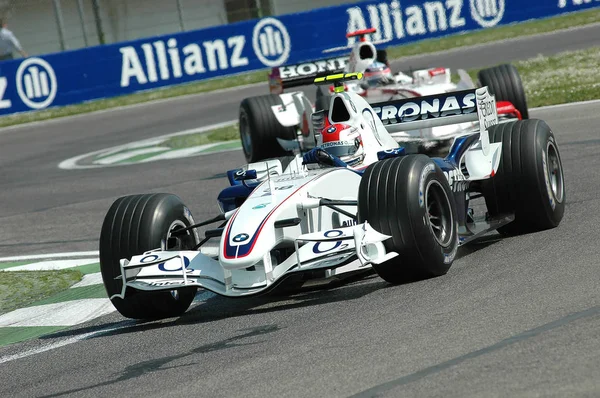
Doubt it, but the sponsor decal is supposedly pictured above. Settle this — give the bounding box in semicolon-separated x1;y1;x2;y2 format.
261;185;294;196
233;233;250;243
341;219;357;227
444;169;469;192
278;56;349;80
419;163;435;207
476;87;498;132
327;126;337;133
372;90;476;125
313;230;349;254
253;203;269;209
148;280;185;287
16;58;57;109
377;147;406;160
140;255;160;263
322;140;354;148
158;256;191;272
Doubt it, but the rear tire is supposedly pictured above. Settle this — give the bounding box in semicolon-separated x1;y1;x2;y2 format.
358;156;459;284
100;193;199;320
482;120;565;235
478;64;529;119
239;94;296;163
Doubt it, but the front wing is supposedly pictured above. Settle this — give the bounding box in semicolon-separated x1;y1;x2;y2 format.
110;223;396;298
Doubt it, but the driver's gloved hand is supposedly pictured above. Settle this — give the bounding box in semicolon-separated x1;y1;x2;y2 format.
302;147;337;166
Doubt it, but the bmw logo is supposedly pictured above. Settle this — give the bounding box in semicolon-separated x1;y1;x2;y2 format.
233;233;250;243
327;126;336;133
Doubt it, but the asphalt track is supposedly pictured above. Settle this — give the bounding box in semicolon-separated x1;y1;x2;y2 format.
0;27;599;397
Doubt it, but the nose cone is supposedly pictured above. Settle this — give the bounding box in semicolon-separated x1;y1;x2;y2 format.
219;199;276;269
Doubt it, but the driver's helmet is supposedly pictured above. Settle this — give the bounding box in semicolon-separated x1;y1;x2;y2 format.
321;123;365;166
364;61;393;87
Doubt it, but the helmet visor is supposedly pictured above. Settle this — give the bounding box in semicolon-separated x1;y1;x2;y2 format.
322;140;359;158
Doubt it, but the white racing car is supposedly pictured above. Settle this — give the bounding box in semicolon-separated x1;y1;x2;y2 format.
100;73;565;320
240;28;528;162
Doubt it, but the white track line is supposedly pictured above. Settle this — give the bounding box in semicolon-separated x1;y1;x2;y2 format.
0;299;115;327
0;321;132;364
70;273;103;288
58;120;237;170
0;251;100;262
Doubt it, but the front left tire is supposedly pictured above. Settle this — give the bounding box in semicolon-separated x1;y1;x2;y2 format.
100;193;199;320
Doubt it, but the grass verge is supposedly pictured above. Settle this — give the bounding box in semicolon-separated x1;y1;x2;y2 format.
386;8;600;59
0;9;599;129
0;269;82;315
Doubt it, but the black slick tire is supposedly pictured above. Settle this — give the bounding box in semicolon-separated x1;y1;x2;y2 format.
239;94;296;163
358;155;459;284
99;193;199;320
482;120;565;235
478;64;529;119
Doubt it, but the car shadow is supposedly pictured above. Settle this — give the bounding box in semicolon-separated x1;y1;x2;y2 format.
42;234;505;342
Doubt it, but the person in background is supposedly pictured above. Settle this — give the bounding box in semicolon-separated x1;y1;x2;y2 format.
0;19;27;61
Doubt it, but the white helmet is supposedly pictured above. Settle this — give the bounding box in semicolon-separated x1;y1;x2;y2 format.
321;123;365;167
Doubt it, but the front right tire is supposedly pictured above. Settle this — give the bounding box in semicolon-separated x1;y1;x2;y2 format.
358;155;459;284
482;120;565;235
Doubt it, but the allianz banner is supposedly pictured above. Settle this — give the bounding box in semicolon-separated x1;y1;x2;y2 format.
0;0;597;116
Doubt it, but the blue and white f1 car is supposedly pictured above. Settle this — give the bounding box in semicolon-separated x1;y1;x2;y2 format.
99;73;565;320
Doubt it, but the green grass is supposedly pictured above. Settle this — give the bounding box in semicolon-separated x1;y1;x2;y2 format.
164;124;240;149
0;269;82;315
386;8;600;59
512;47;600;108
462;46;600;108
0;9;599;129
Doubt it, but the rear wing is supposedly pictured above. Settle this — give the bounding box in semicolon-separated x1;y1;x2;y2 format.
371;87;498;155
269;56;349;94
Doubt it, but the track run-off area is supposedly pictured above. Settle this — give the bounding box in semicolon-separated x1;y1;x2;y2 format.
0;27;599;397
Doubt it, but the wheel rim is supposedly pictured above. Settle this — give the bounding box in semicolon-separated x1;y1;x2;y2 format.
164;220;193;300
239;110;253;159
425;180;454;247
163;220;193;250
546;141;564;203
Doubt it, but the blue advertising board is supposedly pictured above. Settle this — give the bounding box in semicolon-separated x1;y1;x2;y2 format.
0;0;597;116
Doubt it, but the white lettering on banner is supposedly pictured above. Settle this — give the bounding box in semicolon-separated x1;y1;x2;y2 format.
0;77;11;109
252;17;291;67
15;57;57;110
558;0;599;8
120;19;278;88
345;0;509;45
470;0;505;27
346;1;467;45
